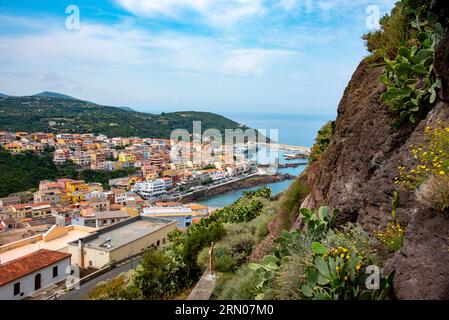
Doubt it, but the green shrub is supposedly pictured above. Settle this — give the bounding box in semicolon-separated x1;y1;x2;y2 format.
377;0;446;125
216;265;260;300
363;4;408;60
197;225;255;273
277;176;309;230
253;212;275;243
309;121;336;163
89;272;141;300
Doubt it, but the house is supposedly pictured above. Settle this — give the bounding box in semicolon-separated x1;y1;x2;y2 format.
0;249;71;300
110;188;126;205
143;205;193;228
0;196;21;207
67;215;177;269
72;210;130;229
33;190;62;206
118;153;136;163
133;179;167;199
0;218;18;231
11;203;52;221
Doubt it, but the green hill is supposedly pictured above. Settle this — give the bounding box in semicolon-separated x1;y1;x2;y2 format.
32;91;78;100
0;95;248;138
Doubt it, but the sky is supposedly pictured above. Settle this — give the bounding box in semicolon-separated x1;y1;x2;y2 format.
0;0;396;115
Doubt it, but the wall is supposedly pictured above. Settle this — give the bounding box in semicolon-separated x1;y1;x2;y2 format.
42;225;68;242
0;257;71;300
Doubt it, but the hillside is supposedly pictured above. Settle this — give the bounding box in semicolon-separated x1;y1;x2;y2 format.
32;91;78;100
0;95;247;138
0;149;136;197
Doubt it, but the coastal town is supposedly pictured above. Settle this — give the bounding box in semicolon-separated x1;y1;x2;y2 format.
0;129;308;300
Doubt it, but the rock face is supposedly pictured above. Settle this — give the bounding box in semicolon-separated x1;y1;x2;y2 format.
302;36;449;299
435;33;449;102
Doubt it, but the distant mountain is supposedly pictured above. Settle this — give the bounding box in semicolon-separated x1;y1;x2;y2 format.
0;93;9;97
0;95;249;139
32;91;78;100
118;106;135;112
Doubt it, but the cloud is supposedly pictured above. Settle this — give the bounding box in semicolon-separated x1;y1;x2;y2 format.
115;0;265;27
222;49;298;76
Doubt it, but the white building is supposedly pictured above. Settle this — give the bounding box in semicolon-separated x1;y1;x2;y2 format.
0;249;71;300
134;179;167;199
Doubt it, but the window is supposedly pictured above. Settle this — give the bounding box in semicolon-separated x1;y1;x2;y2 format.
157;240;161;246
52;266;58;278
89;260;93;267
14;282;20;296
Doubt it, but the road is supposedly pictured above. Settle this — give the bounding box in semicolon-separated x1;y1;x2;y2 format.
58;258;141;300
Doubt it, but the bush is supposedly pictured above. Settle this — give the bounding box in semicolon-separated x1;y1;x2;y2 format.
375;221;405;252
363;4;408;60
215;265;260;300
309;121;336;164
132;249;180;300
197;225;255;273
89;272;141;300
416;174;449;213
395;123;449;189
253;212;275;243
277;176;309;230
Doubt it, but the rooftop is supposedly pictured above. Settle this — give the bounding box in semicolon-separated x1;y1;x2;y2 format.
73;216;175;252
0;249;71;286
94;211;130;220
0;227;93;264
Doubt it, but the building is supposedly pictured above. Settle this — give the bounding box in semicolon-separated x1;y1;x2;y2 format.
0;225;95;264
143;205;193;228
11;203;53;221
68;215;177;269
0;196;21;208
110;188;126;205
72;211;130;229
0;249;71;300
33;190;62;206
133;179;167;199
118;153;136;163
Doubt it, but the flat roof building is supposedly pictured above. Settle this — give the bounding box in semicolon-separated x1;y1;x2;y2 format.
68;215;177;269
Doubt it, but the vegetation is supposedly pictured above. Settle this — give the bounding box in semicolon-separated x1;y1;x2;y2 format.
363;3;409;60
309;121;335;163
0;149;135;197
218;206;393;300
416;174;449;213
277;176;309;231
395;122;449;189
375;191;404;252
375;221;405;252
0;96;249;138
365;0;448;125
89;188;273;300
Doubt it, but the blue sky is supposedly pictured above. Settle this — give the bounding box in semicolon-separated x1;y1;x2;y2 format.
0;0;395;115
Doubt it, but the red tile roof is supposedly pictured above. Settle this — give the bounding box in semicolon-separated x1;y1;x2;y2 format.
0;249;71;286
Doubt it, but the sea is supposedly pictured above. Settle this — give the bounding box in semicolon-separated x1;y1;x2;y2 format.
197;113;334;208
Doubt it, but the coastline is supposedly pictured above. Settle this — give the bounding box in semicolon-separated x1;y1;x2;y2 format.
174;173;295;204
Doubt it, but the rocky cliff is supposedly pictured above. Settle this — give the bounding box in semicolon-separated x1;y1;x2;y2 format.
300;32;449;299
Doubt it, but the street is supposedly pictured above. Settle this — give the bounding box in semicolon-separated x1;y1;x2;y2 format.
58;258;141;300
